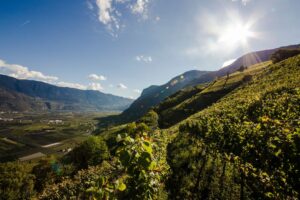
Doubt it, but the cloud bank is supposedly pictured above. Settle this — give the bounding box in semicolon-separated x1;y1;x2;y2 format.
0;59;58;82
0;59;106;91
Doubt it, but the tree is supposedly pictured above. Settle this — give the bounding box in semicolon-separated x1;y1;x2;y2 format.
0;162;35;200
138;110;159;129
66;136;109;169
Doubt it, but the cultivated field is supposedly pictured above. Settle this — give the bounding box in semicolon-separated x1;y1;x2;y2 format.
0;112;113;162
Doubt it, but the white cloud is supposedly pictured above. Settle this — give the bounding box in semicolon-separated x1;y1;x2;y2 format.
88;73;107;81
87;82;104;91
95;0;121;36
96;0;112;24
0;59;106;91
0;59;58;82
133;89;141;93
135;55;152;63
56;82;87;90
130;0;150;18
92;0;153;36
117;83;127;89
221;59;237;68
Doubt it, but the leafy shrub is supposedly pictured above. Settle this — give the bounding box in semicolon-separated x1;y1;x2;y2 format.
138;110;159;128
40;129;169;200
0;162;35;200
66;136;109;169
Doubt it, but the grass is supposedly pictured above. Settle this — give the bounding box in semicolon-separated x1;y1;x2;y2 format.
155;61;272;128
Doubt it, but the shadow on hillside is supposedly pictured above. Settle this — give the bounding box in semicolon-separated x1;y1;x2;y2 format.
94;114;129;132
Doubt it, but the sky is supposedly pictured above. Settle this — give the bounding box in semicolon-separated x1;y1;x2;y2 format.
0;0;299;99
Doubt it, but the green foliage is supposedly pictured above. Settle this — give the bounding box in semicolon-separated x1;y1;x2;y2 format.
0;162;35;200
115;133;164;199
138;110;159;129
167;55;300;199
66;136;110;169
40;125;169;200
32;156;75;193
39;161;122;200
1;55;299;200
124;122;137;135
271;48;300;63
154;62;269;128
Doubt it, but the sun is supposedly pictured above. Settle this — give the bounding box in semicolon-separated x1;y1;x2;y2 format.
219;22;254;46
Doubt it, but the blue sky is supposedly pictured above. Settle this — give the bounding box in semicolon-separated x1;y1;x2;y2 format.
0;0;299;98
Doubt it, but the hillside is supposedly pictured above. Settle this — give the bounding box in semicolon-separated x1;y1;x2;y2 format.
166;55;300;199
12;54;297;200
119;44;300;122
155;61;271;128
120;70;211;120
0;74;133;112
1;53;299;200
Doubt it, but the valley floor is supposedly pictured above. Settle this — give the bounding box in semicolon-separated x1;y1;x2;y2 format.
0;112;112;162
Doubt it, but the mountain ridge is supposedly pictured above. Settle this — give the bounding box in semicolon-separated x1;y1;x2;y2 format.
0;74;133;112
121;44;300;122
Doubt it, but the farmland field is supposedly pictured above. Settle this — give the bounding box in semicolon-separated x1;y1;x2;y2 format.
0;112;114;162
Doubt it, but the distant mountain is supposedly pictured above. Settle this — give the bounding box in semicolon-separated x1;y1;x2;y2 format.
215;44;300;77
0;74;133;112
120;70;211;121
120;44;300;121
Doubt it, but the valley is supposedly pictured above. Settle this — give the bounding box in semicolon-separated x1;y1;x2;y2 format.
0;111;113;162
1;1;300;199
0;48;299;200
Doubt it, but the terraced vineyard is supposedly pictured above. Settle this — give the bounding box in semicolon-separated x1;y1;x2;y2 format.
1;55;299;200
167;56;300;199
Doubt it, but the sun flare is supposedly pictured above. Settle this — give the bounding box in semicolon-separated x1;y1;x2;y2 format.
219;22;254;46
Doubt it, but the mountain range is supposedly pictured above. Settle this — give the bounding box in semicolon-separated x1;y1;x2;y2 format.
0;74;133;112
0;44;299;115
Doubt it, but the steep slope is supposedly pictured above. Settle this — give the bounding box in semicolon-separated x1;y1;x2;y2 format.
36;55;300;200
0;87;46;111
167;55;300;199
120;70;211;121
121;44;300;121
0;74;133;112
155;61;271;128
